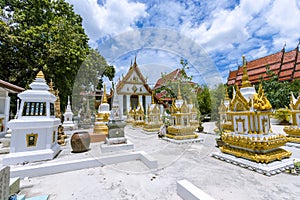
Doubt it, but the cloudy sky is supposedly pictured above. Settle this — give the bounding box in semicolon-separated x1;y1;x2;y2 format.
67;0;300;88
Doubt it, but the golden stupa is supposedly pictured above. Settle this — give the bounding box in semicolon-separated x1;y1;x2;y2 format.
220;57;291;163
283;91;300;144
93;84;110;135
143;92;163;132
166;84;198;140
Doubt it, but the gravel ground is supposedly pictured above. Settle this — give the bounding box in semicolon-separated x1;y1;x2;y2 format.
3;122;300;200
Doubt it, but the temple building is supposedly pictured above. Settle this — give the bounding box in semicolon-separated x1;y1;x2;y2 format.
227;44;300;86
220;56;291;164
0;79;24;136
116;57;152;118
154;68;198;107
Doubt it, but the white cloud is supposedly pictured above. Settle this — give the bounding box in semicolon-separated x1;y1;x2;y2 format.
66;0;148;47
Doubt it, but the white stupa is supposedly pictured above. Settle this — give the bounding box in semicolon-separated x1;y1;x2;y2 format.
62;96;75;130
3;71;61;165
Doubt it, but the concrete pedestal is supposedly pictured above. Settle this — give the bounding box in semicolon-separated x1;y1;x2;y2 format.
3;143;60;165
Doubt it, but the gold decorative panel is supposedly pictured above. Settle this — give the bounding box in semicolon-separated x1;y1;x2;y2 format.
26;133;38;147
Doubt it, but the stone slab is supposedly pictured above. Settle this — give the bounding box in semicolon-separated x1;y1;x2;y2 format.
285;142;300;148
9;151;157;178
0;147;10;154
2;144;60;165
25;195;49;200
0;166;10;200
177;179;216;200
212;151;295;176
162;137;204;145
90;134;106;143
100;140;134;153
9;177;20;195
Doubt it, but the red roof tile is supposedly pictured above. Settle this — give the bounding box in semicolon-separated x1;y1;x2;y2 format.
227;47;300;86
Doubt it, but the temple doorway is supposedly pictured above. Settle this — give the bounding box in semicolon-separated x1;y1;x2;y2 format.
130;95;138;109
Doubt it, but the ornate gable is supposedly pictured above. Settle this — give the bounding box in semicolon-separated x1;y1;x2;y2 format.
290;90;300;110
230;86;249;111
116;58;152;95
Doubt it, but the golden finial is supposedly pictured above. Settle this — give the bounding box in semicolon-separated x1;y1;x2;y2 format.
225;86;230;100
241;56;252;88
177;82;182;100
102;84;107;103
151;91;155;104
36;70;45;79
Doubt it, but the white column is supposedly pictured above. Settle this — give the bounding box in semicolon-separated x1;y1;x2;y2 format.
145;95;151;115
4;95;10;133
126;95;130;113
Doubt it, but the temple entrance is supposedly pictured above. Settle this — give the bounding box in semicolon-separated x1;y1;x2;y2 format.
130;95;138;109
142;95;146;114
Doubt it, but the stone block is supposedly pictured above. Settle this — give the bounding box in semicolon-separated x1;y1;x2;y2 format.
0;166;10;200
90;134;106;143
177;179;215;200
9;177;20;195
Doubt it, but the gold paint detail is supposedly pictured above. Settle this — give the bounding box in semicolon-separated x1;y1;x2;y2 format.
26;133;38;147
36;71;45;79
220;145;291;163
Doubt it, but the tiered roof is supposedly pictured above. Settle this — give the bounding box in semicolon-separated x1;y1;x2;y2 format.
227;45;300;86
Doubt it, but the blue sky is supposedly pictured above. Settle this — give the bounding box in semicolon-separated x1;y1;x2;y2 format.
66;0;300;88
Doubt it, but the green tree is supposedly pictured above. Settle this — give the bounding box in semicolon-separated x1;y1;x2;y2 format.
197;85;211;115
0;0;89;110
210;83;225;120
72;48;115;112
258;67;295;109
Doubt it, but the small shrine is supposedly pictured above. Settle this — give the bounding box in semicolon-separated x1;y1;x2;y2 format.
133;101;145;127
283;91;300;145
62;96;76;130
218;88;233;132
3;71;61;165
166;85;198;140
92;85;110;142
125;105;135;124
143;93;163;132
216;57;291;166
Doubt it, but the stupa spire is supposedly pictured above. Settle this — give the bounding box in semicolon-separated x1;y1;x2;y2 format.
177;83;183;100
36;70;45;79
151;91;155;104
102;84;107;103
241;56;252;88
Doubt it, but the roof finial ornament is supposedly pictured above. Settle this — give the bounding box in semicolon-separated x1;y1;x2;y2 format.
102;84;107;103
177;82;183;100
241;55;252;88
36;70;45;79
282;42;286;52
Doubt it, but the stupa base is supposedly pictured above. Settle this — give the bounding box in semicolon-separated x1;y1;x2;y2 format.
3;143;60;165
287;136;300;144
165;133;198;140
162;136;204;144
100;140;134;153
212;150;294;176
220;145;292;164
285;142;300;148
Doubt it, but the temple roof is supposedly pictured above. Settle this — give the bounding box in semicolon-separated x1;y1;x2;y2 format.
0;79;24;93
227;46;300;86
116;57;152;95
